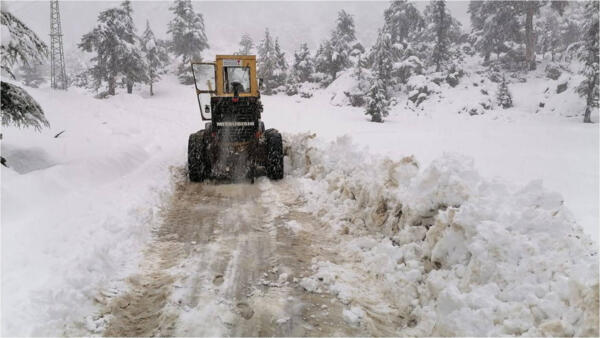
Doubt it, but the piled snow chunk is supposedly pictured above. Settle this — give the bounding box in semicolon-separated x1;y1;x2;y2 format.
283;133;598;336
342;306;365;326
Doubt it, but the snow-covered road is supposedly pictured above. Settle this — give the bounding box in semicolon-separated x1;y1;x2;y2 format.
97;170;375;336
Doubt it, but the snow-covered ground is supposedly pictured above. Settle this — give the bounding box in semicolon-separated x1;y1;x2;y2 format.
1;73;598;335
1;77;199;335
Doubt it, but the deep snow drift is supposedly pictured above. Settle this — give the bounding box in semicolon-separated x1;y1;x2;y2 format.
284;133;598;336
1;74;598;335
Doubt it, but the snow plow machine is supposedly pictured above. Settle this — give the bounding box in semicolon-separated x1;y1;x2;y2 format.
187;55;283;182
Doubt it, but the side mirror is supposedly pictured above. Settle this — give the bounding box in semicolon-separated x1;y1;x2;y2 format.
259;78;264;89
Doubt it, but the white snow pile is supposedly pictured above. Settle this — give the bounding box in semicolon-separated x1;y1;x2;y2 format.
283;133;599;336
1;78;198;336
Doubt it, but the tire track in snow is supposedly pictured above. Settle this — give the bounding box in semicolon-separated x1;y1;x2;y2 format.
97;172;376;336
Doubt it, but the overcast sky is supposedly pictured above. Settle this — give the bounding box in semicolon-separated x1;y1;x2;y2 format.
5;1;471;58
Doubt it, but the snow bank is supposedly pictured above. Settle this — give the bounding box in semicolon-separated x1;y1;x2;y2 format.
1;76;200;335
283;133;599;336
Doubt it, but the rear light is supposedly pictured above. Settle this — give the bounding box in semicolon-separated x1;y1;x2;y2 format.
232;97;239;103
211;132;216;138
255;131;261;139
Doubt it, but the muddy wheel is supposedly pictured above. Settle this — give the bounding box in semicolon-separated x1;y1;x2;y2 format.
188;130;208;182
265;128;283;180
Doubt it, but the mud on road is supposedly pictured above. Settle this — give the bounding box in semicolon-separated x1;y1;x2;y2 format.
97;171;370;336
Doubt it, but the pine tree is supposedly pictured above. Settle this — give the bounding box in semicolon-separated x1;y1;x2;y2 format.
536;5;562;61
424;0;459;72
79;5;147;95
257;28;274;93
119;0;148;94
517;1;544;70
257;28;286;94
273;38;288;87
291;43;314;83
168;0;209;84
365;29;393;123
353;54;366;91
578;1;599;123
314;40;334;85
238;33;254;55
496;75;513;109
378;0;427;85
1;9;49;131
383;1;425;46
141;21;169;96
312;10;359;85
469;1;521;63
1;82;48;130
329;10;358;79
1;10;47;78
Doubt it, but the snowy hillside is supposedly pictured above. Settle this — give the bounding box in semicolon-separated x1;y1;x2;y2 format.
2;72;598;335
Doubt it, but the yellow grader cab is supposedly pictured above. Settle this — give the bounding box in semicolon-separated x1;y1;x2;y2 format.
187;55;283;182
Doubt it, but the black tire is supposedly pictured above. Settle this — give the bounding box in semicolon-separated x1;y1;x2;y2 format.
188;130;208;182
265;128;284;180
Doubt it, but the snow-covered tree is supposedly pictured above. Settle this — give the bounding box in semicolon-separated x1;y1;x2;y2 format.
365;78;389;122
290;43;314;83
517;1;544;70
423;0;461;72
257;29;286;94
377;0;428;86
119;1;148;94
313;10;360;84
273;38;288;85
353;54;367;91
1;9;49;132
469;1;521;64
314;40;334;85
536;5;562;61
257;28;274;93
237;33;254;55
1;10;47;78
79;5;147;95
168;0;209;84
365;29;393;122
383;1;425;47
1;81;48;130
496;75;513;109
329;10;358;78
578;1;599;123
141;21;168;96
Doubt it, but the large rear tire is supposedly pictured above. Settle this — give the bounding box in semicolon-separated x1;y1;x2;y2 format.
188;130;208;182
265;128;284;180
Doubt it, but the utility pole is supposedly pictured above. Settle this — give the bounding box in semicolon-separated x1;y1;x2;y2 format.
50;0;67;90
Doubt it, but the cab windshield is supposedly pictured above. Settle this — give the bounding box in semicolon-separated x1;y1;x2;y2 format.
224;67;251;93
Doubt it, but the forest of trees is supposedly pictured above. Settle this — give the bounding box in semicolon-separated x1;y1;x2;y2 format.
230;0;597;123
1;0;598;125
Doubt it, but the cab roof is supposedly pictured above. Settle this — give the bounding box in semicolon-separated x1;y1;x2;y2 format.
216;55;256;60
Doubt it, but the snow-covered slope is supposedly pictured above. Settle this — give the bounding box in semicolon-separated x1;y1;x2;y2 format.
1;77;201;335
